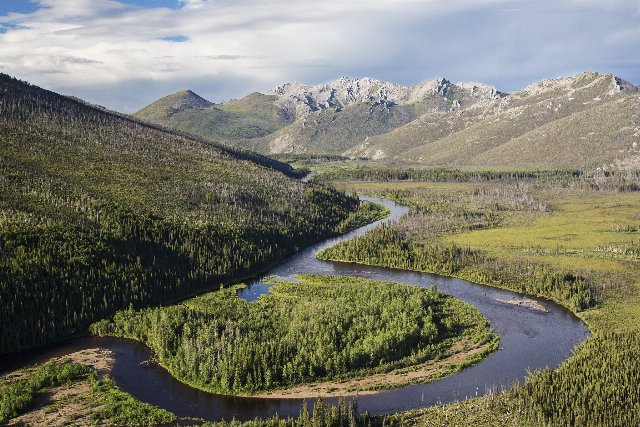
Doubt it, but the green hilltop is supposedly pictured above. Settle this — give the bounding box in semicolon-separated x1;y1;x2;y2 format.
134;90;293;140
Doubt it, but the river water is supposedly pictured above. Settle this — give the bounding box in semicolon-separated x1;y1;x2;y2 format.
0;196;588;421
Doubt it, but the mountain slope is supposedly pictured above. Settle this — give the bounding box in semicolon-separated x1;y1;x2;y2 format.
249;102;421;155
252;77;502;155
137;77;502;155
135;72;639;169
134;90;293;140
347;72;639;169
345;107;495;160
0;74;359;354
468;95;640;169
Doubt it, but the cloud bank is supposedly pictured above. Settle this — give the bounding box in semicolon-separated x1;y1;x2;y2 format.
1;0;638;112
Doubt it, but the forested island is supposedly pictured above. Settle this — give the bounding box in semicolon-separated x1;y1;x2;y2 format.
91;275;496;395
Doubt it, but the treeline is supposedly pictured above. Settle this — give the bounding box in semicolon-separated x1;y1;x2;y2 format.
316;167;640;192
271;154;353;163
335;201;390;233
0;74;360;354
0;359;92;423
316;168;582;182
92;275;493;394
319;226;594;312
88;372;176;426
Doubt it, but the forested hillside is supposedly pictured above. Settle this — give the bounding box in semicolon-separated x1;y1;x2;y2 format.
0;74;359;354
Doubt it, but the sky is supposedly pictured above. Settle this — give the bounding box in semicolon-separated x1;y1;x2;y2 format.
0;0;639;112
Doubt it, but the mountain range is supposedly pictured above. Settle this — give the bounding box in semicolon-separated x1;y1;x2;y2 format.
135;72;640;170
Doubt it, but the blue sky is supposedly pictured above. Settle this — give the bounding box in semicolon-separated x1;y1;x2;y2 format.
0;1;39;15
1;0;639;112
0;0;180;14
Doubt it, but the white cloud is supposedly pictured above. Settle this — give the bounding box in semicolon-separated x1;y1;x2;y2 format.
0;0;638;112
179;0;215;10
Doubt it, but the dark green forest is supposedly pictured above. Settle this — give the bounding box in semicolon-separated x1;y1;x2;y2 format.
317;168;582;183
516;331;640;426
0;74;360;354
92;275;494;394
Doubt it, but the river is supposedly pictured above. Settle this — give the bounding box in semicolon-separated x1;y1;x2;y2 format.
0;196;588;422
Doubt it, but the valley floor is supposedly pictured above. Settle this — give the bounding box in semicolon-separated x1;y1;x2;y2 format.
325;173;640;426
3;169;639;426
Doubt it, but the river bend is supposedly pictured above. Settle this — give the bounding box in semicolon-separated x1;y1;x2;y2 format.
0;196;588;421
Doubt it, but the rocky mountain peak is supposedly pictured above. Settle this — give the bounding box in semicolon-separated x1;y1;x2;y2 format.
404;78;453;102
518;72;638;98
609;74;639;94
456;82;503;99
266;76;504;119
268;82;307;97
267;77;409;118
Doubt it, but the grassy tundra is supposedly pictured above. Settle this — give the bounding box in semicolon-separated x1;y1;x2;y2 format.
321;170;640;426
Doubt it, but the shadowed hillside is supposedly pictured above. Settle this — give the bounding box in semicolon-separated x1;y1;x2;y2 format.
0;74;359;354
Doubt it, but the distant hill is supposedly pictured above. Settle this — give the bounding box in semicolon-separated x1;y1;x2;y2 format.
134;90;293;140
0;74;358;353
137;72;640;170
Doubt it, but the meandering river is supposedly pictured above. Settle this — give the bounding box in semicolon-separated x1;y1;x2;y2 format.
0;196;588;421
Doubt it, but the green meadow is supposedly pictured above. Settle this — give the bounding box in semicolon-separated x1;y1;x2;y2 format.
325;173;640;426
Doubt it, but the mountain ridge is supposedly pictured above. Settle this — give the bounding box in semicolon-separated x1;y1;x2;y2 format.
134;74;504;142
265;76;503;119
135;71;640;169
